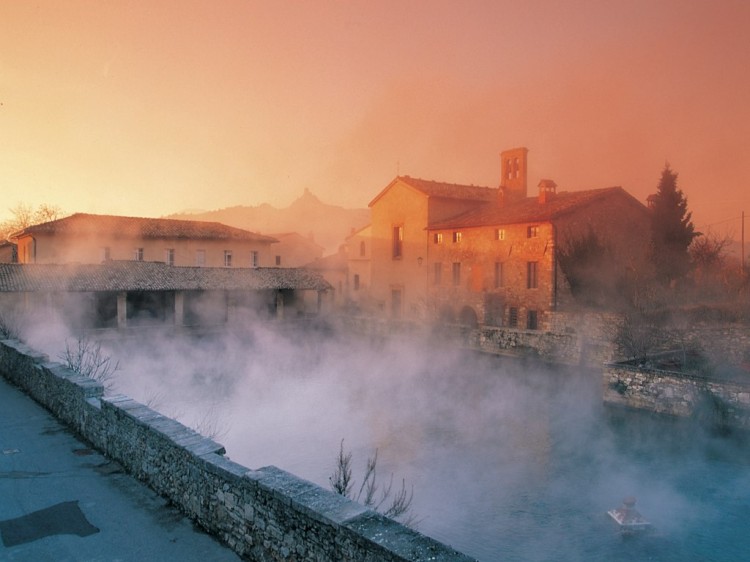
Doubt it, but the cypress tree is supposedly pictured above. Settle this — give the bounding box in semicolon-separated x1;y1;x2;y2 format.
648;164;697;285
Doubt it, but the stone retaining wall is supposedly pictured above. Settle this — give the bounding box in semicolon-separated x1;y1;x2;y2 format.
603;361;750;430
338;314;613;366
0;338;474;562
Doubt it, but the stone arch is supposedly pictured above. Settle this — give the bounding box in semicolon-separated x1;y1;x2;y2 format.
458;306;478;328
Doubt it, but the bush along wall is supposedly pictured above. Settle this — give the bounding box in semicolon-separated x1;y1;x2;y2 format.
0;338;475;562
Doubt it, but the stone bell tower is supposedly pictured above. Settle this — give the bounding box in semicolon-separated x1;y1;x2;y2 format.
499;147;529;205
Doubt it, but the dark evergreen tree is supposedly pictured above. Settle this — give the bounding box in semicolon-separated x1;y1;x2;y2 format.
648;164;697;285
558;227;613;307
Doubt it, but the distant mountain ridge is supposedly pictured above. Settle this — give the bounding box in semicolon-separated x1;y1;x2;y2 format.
165;189;370;254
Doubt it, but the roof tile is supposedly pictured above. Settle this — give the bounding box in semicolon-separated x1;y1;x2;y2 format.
0;262;330;293
13;213;278;243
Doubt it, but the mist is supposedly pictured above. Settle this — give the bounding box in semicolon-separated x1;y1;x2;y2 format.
19;314;750;561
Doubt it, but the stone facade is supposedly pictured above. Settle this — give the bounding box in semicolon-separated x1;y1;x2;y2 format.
0;338;475;562
366;149;651;332
427;187;650;331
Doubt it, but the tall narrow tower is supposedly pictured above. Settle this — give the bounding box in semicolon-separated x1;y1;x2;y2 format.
499;147;529;204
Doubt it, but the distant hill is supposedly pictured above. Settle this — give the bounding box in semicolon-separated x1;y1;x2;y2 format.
165;189;370;254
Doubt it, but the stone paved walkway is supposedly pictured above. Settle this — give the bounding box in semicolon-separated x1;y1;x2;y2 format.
0;376;242;562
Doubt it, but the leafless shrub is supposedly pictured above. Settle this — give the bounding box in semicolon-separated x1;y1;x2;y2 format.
329;439;353;497
0;311;21;340
144;391;166;411
330;440;416;526
192;404;229;441
60;336;120;390
611;311;665;363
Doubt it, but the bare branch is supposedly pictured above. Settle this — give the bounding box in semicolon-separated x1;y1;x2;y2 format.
329;439;353;497
60;336;120;391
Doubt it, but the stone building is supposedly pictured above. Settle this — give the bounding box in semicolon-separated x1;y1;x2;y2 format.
11;213;278;268
304;248;348;309
267;232;324;267
368;171;496;318
367;148;651;330
344;225;372;311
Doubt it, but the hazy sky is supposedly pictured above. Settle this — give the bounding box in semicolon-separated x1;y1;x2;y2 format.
1;1;748;235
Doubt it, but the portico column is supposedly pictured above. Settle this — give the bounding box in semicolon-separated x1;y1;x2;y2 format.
117;292;127;328
275;291;284;320
174;291;184;326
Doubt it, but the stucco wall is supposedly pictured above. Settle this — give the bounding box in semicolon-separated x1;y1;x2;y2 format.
19;232;275;268
370;182;430;319
0;338;474;562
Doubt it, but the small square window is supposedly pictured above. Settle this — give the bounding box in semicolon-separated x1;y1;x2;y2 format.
527;225;539;238
251;251;259;267
433;262;442;285
509;307;518;327
495;228;505;241
433;233;443;244
195;250;206;266
452;232;462;243
165;248;175;266
275;255;281;266
134;247;144;261
224;250;233;267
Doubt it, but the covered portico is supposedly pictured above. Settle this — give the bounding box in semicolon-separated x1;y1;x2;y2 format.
0;261;331;333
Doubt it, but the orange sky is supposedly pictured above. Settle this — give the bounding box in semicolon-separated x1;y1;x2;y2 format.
1;1;748;236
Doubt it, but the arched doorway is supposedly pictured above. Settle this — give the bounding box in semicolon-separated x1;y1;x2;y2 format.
458;306;478;328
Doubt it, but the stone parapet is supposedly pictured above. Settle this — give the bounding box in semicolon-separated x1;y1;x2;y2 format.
0;338;475;562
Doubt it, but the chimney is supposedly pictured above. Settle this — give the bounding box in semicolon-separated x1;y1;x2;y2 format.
499;147;529;205
537;179;557;204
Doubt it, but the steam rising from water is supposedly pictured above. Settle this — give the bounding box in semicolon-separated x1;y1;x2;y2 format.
26;321;750;561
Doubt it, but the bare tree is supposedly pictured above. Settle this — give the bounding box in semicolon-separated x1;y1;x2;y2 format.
1;203;63;241
60;336;120;390
0;310;23;340
690;231;732;271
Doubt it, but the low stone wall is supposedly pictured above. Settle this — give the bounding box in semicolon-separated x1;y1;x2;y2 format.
468;326;580;364
337;312;616;367
0;338;474;562
603;361;750;430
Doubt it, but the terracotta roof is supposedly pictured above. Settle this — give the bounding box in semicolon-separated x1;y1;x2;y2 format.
0;262;331;293
369;176;496;207
428;186;645;229
12;213;278;243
